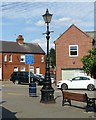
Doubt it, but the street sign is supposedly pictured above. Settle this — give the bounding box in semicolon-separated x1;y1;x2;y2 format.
25;54;34;64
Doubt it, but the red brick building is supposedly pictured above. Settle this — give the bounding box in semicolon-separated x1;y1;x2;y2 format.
0;35;46;80
54;24;95;81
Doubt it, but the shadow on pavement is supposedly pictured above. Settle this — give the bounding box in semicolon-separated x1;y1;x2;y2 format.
0;106;18;120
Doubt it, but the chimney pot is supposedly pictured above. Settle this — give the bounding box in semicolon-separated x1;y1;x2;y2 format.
16;35;24;44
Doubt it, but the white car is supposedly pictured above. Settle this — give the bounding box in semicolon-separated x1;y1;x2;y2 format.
57;76;96;91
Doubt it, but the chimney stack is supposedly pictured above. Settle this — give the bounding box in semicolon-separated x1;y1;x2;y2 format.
16;35;24;44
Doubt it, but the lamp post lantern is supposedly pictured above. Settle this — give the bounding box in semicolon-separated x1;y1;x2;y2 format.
40;9;55;103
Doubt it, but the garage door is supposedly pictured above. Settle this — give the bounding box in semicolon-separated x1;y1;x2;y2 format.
62;69;86;80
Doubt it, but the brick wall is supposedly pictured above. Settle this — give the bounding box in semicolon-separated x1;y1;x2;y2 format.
2;53;46;80
55;24;93;80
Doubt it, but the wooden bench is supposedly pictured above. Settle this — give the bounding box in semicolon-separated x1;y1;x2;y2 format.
61;90;96;112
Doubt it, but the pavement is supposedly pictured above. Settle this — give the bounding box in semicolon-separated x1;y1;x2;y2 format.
1;81;96;119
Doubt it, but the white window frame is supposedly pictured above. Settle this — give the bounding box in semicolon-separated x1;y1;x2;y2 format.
69;45;78;57
9;54;12;62
14;67;18;71
30;66;34;73
41;55;44;62
36;67;40;74
20;66;25;71
4;54;7;62
20;54;25;62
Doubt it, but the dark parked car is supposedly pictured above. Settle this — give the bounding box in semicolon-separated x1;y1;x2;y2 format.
33;74;45;85
10;71;44;85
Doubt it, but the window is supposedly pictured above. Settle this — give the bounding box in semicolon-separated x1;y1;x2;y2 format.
41;55;44;62
69;45;78;57
9;54;12;62
36;67;40;74
72;77;80;81
20;66;25;71
14;67;18;71
81;77;90;80
4;54;7;62
72;77;90;81
30;66;34;73
20;55;25;62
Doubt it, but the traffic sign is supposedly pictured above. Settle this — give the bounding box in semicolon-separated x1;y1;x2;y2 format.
25;54;34;64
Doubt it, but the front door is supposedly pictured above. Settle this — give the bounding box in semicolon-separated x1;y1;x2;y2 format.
36;67;40;74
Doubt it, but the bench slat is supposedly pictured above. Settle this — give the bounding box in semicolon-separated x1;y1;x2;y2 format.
63;91;86;102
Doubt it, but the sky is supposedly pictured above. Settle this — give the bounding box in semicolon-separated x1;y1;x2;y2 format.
1;0;95;53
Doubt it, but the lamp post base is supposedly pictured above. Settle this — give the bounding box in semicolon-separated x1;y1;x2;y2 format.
40;87;56;103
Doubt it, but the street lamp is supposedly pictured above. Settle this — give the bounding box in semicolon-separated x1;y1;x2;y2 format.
40;9;55;103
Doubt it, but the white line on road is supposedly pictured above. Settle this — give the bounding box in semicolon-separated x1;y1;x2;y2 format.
8;93;27;96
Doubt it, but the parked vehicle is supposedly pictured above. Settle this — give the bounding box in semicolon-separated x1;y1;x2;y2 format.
10;71;44;85
57;76;96;91
34;74;45;85
34;74;55;84
34;74;44;79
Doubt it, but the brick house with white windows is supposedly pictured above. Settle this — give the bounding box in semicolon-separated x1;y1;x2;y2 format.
54;24;95;81
0;35;46;80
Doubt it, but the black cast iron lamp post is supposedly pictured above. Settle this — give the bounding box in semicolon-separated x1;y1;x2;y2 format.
40;9;55;103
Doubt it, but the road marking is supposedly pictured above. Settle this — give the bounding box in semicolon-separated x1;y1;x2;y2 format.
8;93;27;96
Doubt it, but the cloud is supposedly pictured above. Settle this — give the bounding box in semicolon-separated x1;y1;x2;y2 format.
57;17;72;22
2;3;44;19
1;2;94;48
52;17;72;27
2;2;94;21
54;17;72;24
26;19;33;25
31;38;47;52
23;27;36;33
31;37;55;52
35;20;44;27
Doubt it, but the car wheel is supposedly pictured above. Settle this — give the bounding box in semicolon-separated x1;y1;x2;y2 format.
87;84;95;91
61;83;68;90
14;80;19;85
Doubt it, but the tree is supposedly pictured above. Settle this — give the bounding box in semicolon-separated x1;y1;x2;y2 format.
49;48;56;69
81;48;96;78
